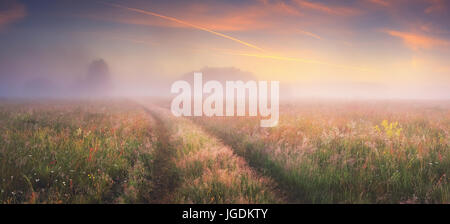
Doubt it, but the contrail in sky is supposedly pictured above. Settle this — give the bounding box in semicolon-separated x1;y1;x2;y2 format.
103;2;371;72
103;2;264;51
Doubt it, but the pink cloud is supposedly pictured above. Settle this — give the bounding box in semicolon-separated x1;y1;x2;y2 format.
92;0;303;32
384;29;450;50
425;0;446;14
0;1;26;30
293;0;362;16
367;0;390;7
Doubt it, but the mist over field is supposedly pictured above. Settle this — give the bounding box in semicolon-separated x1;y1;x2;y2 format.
1;61;449;100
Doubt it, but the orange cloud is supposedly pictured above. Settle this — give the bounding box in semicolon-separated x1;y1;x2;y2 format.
0;1;26;30
293;0;361;16
104;2;264;51
367;0;390;7
106;12;267;32
384;30;450;50
258;0;302;17
97;0;303;32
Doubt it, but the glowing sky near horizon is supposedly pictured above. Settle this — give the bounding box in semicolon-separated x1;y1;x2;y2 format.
0;0;449;98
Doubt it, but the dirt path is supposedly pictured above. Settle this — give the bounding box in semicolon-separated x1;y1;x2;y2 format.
140;106;180;203
190;121;299;203
135;100;286;203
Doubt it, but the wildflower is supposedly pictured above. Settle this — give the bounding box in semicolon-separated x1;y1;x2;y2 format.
75;128;82;136
88;148;94;162
84;130;91;137
374;125;381;133
375;120;402;138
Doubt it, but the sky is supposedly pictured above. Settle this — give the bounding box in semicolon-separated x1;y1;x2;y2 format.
0;0;449;98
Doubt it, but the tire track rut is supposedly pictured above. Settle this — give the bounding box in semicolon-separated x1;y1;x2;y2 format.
136;100;286;203
141;107;180;203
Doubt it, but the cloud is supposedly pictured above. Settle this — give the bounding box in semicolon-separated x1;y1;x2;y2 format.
296;29;321;40
258;0;302;17
293;0;361;16
103;2;264;51
96;0;303;32
384;29;450;50
227;52;372;72
0;1;26;30
367;0;390;7
89;0;373;36
425;0;446;14
97;2;372;72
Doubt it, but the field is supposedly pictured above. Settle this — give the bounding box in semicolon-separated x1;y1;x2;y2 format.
194;100;450;203
0;99;448;203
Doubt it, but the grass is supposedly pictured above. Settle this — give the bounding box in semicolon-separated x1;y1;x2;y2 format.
0;99;279;204
194;100;450;203
145;106;279;203
0;99;448;203
0;99;157;203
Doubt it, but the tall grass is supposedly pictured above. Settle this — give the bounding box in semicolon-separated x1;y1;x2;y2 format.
147;106;280;203
0;100;156;203
194;101;450;203
1;99;448;204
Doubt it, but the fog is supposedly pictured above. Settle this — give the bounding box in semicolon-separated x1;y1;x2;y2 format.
0;57;449;100
0;38;447;99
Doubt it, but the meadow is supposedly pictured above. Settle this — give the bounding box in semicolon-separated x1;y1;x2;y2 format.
194;100;450;203
0;100;157;203
0;99;448;203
